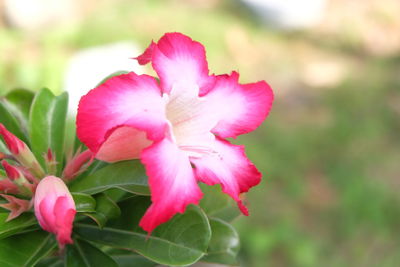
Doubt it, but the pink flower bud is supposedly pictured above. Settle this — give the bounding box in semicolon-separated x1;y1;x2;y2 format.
1;160;33;196
0;124;44;178
0;178;19;194
2;160;21;180
34;176;76;248
0;123;26;155
63;150;93;180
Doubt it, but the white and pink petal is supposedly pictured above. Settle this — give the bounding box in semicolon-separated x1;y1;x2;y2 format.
139;138;203;233
137;32;215;95
191;138;261;215
206;72;274;139
77;72;168;162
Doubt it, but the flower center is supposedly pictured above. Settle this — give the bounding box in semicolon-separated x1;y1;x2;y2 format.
163;84;218;158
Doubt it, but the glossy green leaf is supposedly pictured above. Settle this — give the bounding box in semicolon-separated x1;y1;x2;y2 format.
35;257;63;267
112;254;157;267
29;88;68;174
84;193;120;228
64;238;118;267
0;100;28;143
75;197;211;266
200;184;241;222
4;89;35;123
71;193;96;213
0;231;56;266
0;213;36;239
70;161;149;195
201;218;240;265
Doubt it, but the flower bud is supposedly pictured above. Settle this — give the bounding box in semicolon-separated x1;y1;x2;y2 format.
34;176;76;248
63;150;93;180
0;124;44;178
0;178;19;194
2;161;33;196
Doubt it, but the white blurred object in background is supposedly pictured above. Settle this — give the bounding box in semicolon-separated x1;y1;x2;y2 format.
3;0;79;30
64;42;143;114
241;0;328;30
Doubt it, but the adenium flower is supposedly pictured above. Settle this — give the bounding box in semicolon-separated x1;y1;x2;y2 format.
77;32;273;233
34;176;76;248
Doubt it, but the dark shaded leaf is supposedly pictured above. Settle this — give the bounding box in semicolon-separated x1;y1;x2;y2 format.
84;193;120;228
112;254;157;267
0;231;56;266
0;100;28;143
75;197;211;266
201;218;240;265
0;213;36;239
64;238;117;267
4;89;35;123
71;193;96;213
200;184;241;222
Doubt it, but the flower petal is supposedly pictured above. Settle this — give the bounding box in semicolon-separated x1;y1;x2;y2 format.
191;138;261;215
139;138;203;233
143;32;215;94
77;72;167;160
206;72;274;138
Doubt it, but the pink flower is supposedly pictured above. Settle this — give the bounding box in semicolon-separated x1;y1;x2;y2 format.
77;32;273;233
34;176;76;248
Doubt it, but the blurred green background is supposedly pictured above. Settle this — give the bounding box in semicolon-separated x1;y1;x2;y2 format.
1;0;400;266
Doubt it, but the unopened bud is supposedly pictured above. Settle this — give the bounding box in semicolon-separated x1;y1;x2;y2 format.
63;150;93;180
0;124;44;178
45;149;57;175
34;176;76;248
1;161;33;197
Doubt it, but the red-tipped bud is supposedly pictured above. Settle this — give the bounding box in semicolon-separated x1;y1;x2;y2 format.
0;123;26;155
0;194;31;221
2;160;21;180
34;176;76;248
1;161;33;196
45;149;57;175
0;178;19;195
0;124;44;178
63;150;93;180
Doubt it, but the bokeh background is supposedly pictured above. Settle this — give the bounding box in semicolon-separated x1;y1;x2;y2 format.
1;0;400;266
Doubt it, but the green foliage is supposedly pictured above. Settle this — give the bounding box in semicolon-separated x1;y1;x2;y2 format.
70;161;150;195
0;231;56;266
29;88;68;174
0;89;241;266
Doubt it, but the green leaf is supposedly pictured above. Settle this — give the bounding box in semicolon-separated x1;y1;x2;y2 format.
35;257;63;267
29;88;68;174
200;184;241;222
70;161;149;195
64;238;118;267
0;213;37;239
112;254;156;267
75;197;211;266
71;193;96;213
201;218;240;265
4;89;35;124
84;193;120;228
0;231;56;266
0;100;28;143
